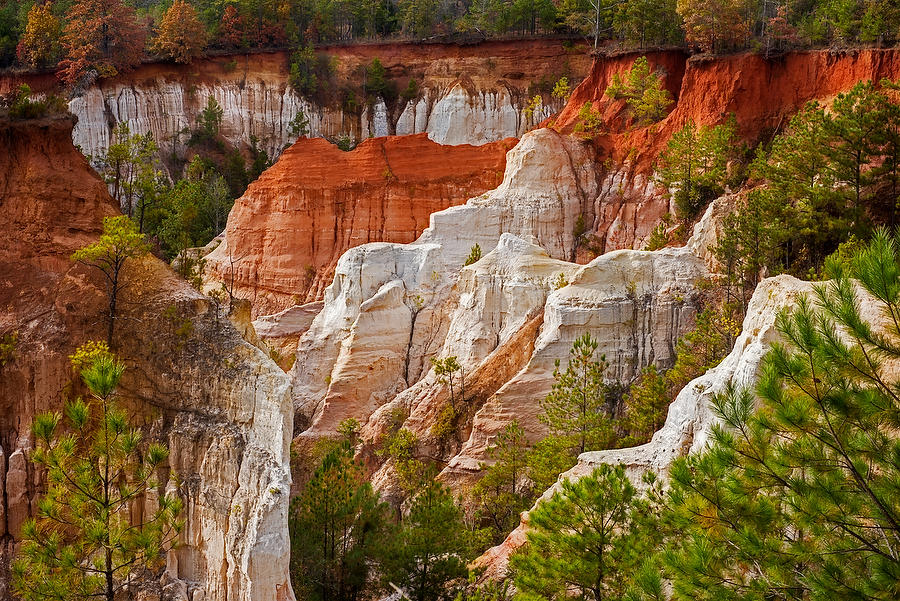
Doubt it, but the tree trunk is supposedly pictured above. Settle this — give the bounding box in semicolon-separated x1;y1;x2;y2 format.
108;272;118;346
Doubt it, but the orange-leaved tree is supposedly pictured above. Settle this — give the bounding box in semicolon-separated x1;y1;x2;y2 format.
152;0;206;64
58;0;146;86
16;2;61;68
676;0;751;53
218;5;246;49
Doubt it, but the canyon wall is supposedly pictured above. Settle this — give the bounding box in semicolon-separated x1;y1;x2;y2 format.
284;128;707;507
278;44;900;531
217;49;900;322
204;134;516;315
0;116;293;601
0;39;590;162
555;48;900;169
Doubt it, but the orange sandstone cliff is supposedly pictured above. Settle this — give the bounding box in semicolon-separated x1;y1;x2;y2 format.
556;48;900;169
0;116;293;601
204;134;517;315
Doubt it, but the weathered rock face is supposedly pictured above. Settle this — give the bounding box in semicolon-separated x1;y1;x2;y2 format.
288;128;708;508
290;129;598;432
472;273;820;580
203;134;516;315
0;116;293;601
0;40;591;162
556;48;900;170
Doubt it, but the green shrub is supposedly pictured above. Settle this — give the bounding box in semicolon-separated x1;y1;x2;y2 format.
573;102;603;138
0;330;18;367
605;56;673;125
464;243;483;266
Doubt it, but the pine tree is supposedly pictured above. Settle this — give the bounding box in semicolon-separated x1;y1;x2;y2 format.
380;479;471;601
94;124;163;221
196;95;224;141
16;2;61;67
751;100;851;271
58;0;146;86
12;350;182;601
620;364;668;446
713;188;785;308
824;81;886;218
658;117;738;221
605;56;673;126
289;442;390;601
661;230;900;600
470;421;531;545
72;216;150;345
511;464;663;601
152;0;207;64
539;333;614;456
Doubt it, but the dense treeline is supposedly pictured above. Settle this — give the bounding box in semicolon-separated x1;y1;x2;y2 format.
3;0;900;77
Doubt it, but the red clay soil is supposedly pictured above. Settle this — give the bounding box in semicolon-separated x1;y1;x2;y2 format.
205;133;517;315
555;48;900;171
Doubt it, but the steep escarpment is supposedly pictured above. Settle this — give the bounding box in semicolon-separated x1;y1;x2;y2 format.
557;48;900;169
204;134;516;315
274;47;900;554
473;272;815;580
526;47;900;250
0;39;591;161
0;117;293;601
287;128;708;506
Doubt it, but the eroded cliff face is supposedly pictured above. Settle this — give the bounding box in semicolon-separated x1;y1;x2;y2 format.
277;46;900;562
0;40;590;162
0;117;293;601
556;48;900;169
473;271;816;580
203;134;516;315
284;128;707;507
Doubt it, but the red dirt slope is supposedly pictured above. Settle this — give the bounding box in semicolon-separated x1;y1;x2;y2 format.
204;133;517;315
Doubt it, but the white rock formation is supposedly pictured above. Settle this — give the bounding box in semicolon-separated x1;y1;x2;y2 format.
291;128;599;435
403;84;555;146
290;127;714;503
474;274;815;579
447;244;705;472
69;78;558;166
142;285;296;601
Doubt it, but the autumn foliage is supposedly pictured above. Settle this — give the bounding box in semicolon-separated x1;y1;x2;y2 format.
152;0;206;64
16;2;61;68
58;0;146;86
218;6;246;49
677;0;751;53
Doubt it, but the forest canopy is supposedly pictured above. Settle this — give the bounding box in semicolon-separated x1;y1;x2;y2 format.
2;0;899;75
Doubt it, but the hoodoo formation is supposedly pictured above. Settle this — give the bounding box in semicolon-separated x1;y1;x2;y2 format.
6;0;900;599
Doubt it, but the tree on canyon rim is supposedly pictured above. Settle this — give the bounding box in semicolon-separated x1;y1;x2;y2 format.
16;2;61;68
12;347;182;601
72;215;150;345
152;0;207;64
58;0;145;86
